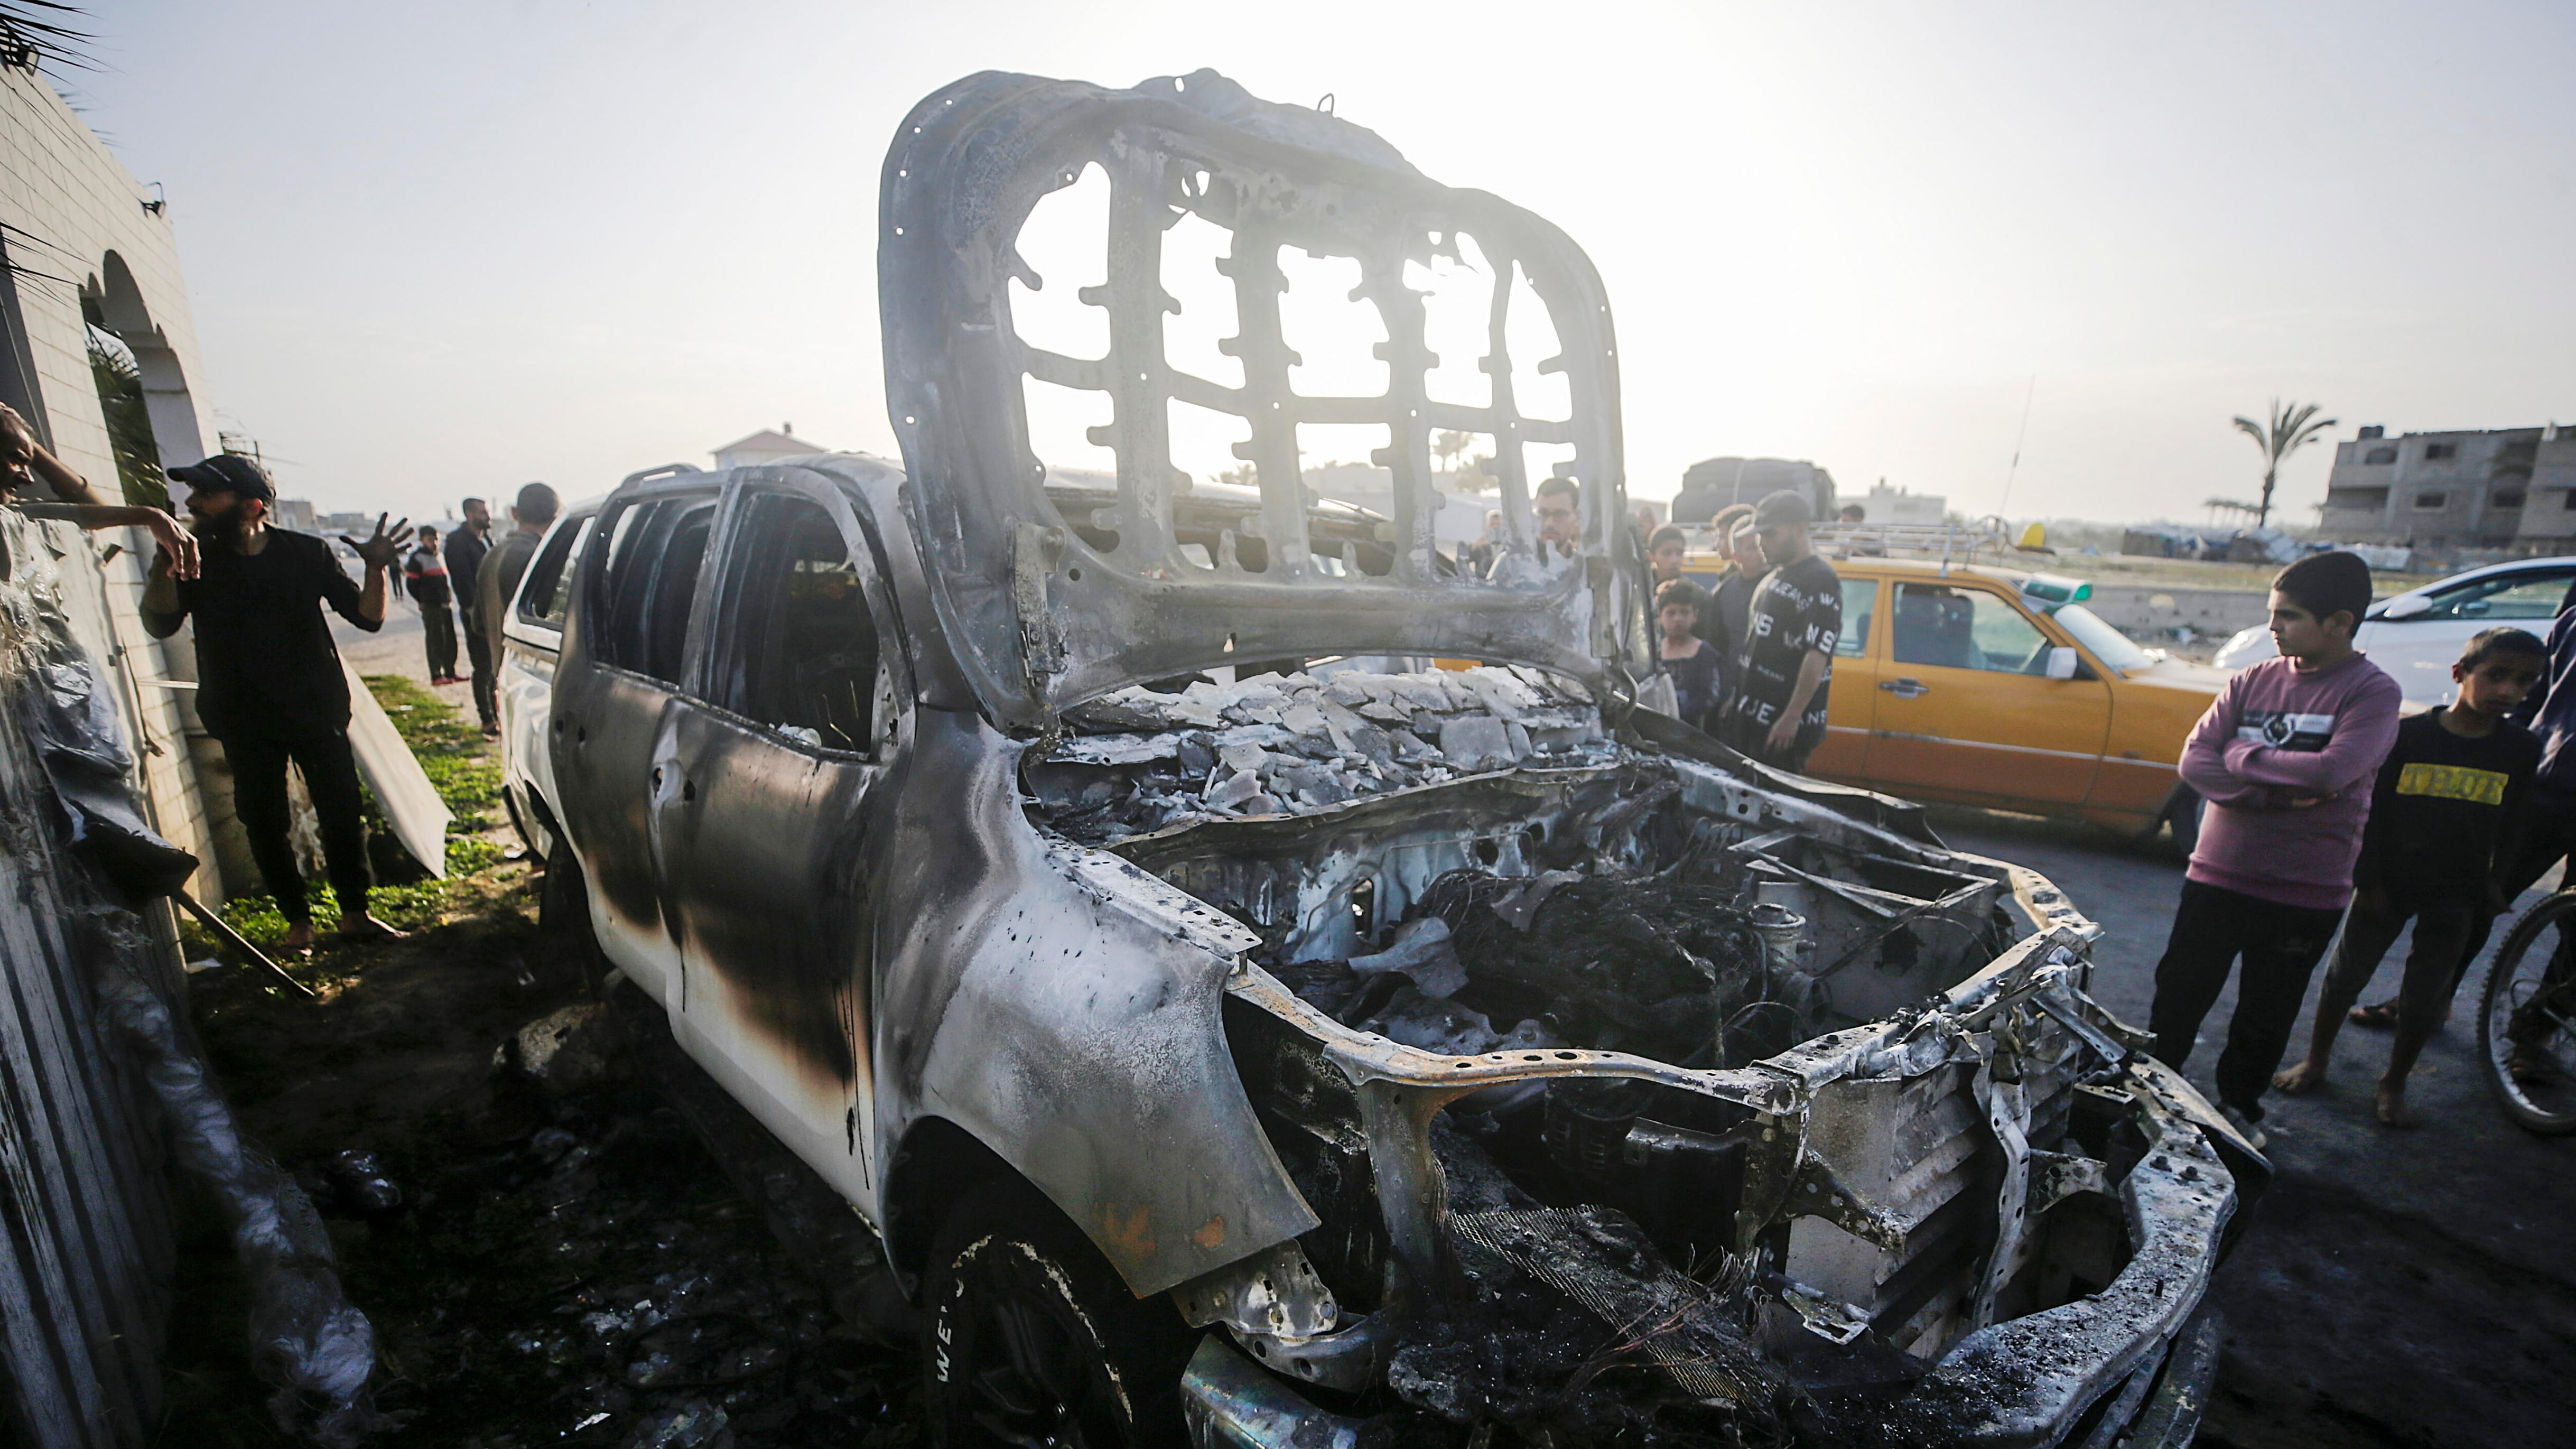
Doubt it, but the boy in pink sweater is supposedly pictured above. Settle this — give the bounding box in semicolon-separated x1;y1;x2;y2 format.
2148;551;2402;1148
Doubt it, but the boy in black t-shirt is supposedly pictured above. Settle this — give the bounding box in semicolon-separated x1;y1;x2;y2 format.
1655;578;1724;732
1719;490;1840;771
2274;627;2548;1125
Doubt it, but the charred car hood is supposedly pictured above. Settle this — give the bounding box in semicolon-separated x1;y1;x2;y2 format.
879;69;1649;729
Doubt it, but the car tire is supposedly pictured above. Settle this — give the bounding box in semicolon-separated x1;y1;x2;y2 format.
537;831;606;992
502;783;547;863
920;1177;1199;1449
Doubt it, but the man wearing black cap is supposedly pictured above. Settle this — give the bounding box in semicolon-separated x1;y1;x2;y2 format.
138;453;411;951
1719;490;1840;772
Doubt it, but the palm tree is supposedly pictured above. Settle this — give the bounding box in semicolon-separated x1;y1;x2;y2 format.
2233;400;2337;528
86;328;164;507
0;3;91;71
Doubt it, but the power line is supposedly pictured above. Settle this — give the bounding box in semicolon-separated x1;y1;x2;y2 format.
1995;374;2036;517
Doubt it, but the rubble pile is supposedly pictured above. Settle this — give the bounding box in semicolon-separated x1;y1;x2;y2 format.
1033;665;1617;842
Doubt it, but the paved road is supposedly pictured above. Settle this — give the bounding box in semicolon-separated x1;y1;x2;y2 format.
333;589;477;702
1930;806;2574;1448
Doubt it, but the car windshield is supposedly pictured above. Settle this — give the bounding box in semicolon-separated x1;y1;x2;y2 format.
2051;603;2155;673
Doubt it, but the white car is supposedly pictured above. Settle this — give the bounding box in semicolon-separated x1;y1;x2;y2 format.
495;495;603;862
2215;556;2576;706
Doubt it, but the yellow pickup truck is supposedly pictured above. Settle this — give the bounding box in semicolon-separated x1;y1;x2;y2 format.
1687;553;2229;842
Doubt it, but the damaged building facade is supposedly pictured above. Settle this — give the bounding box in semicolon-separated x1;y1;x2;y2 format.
524;69;2273;1449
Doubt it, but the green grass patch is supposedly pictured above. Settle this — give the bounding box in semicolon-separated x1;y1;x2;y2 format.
176;676;531;971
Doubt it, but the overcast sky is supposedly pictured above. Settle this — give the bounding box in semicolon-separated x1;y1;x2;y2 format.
61;0;2576;525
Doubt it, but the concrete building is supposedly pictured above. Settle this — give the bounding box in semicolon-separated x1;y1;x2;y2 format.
0;60;227;895
2510;425;2576;553
2314;424;2549;550
712;424;816;470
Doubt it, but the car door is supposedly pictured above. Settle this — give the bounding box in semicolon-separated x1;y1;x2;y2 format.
1864;580;2110;806
653;472;908;1199
549;486;720;1007
2366;565;2576;705
499;508;594;853
1806;573;1881;778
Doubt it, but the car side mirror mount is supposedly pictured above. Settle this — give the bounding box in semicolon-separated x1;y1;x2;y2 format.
2045;646;2079;680
2380;595;2432;621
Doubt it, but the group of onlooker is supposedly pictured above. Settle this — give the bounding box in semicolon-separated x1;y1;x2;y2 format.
1643;489;1842;773
1624;503;2560;1143
394;484;561;736
2124;549;2559;1144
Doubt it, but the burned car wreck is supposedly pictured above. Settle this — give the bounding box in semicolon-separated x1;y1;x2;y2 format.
535;68;2266;1448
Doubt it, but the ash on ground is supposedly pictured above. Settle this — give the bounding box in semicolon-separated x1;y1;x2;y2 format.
162;898;919;1448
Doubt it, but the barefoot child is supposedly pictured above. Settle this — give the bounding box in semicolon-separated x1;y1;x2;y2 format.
2274;627;2546;1125
2147;551;2402;1149
1656;578;1724;733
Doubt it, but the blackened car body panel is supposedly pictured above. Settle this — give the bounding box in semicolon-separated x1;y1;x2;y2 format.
551;453;1320;1288
539;67;2268;1449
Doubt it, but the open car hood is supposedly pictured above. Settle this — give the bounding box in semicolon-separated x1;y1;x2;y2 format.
879;70;1649;730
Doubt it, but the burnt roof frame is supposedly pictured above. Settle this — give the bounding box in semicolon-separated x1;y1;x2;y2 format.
880;69;1645;730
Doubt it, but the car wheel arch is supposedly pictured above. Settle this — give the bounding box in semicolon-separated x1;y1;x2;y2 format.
882;1114;1024;1297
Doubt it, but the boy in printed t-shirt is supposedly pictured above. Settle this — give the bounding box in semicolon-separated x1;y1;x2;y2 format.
2273;627;2546;1126
2147;551;2403;1149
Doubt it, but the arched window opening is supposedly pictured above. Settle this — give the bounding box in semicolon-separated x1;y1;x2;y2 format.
80;284;164;507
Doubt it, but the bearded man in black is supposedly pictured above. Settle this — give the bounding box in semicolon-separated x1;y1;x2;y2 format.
141;454;411;951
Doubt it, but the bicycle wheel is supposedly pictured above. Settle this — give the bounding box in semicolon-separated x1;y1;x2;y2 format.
2479;888;2576;1135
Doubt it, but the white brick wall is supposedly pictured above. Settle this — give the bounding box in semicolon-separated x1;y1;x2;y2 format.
0;66;226;893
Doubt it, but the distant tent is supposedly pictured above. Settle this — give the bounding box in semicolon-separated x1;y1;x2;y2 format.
1672;457;1836;526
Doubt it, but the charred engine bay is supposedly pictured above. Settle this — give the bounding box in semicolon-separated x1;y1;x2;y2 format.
1036;670;2177;1444
1038;666;2020;1072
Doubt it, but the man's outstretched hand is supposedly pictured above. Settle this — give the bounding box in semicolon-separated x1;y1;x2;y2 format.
343;512;410;571
145;508;199;580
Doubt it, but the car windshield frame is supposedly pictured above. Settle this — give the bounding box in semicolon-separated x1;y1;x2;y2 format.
2050;602;2155;673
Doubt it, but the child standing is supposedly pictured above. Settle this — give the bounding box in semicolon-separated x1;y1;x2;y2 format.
2147;551;2403;1148
2273;628;2546;1125
404;525;460;684
1656;577;1725;733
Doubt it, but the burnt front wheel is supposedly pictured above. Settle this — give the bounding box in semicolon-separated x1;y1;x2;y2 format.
920;1181;1198;1449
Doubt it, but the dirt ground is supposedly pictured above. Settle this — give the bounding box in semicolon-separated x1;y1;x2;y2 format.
160;879;922;1449
156;611;920;1448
